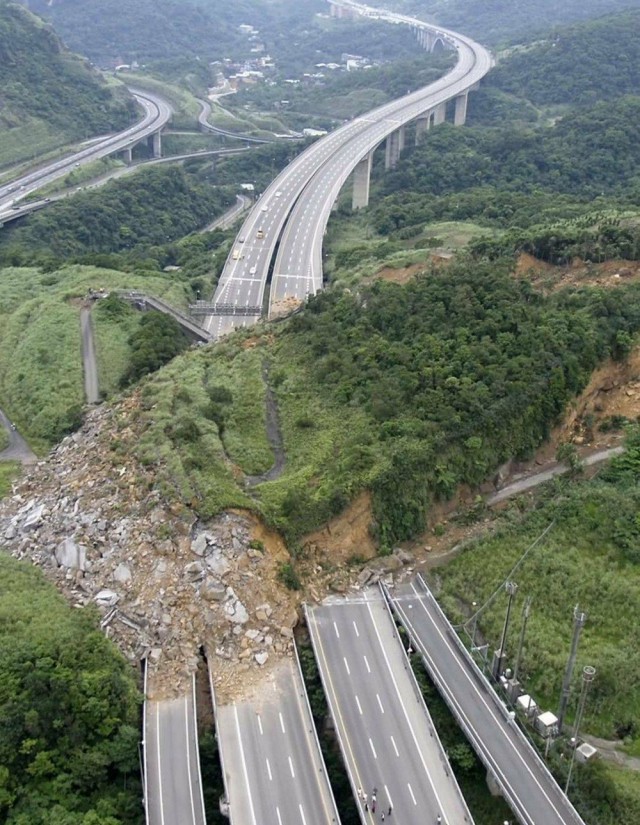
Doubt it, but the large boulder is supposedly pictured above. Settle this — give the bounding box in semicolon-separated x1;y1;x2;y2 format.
54;538;87;572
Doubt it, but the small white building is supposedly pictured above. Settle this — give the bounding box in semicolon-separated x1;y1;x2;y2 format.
516;694;538;718
576;742;598;764
535;711;559;739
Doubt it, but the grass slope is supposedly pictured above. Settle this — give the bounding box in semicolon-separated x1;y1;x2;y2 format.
433;439;640;823
0;265;188;452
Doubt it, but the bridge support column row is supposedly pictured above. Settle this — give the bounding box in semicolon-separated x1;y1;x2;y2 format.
352;150;373;210
123;147;133;165
385;125;405;170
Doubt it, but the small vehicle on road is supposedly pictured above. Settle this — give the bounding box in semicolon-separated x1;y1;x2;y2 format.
256;228;265;239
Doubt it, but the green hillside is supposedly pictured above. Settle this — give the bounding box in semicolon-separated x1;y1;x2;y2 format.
388;0;639;44
19;0;324;66
0;1;136;168
470;8;640;120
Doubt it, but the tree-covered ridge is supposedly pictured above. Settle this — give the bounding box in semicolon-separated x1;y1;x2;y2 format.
362;95;640;245
0;165;234;264
0;554;142;824
19;0;325;66
0;1;135;162
135;262;640;547
485;9;640;107
387;0;638;44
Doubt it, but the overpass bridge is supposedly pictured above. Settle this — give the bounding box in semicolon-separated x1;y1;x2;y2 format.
209;651;341;825
387;575;588;825
143;667;206;825
203;0;492;339
114;291;213;343
306;589;474;824
0;88;171;218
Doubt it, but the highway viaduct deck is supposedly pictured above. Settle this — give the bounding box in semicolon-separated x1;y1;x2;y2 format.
306;589;474;825
204;0;492;338
387;575;588;825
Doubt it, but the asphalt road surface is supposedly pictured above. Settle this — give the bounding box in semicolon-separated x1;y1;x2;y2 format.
144;682;206;825
0;407;36;464
389;577;587;825
306;590;473;825
269;29;491;314
80;308;99;405
215;657;340;825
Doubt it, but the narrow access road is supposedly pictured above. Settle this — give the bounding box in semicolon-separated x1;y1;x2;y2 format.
80;308;100;405
487;446;624;505
0;407;36;464
200;194;252;233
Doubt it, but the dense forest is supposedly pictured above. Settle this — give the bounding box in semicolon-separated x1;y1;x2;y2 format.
136;262;640;543
0;555;142;825
484;9;640;107
0;1;136;167
391;0;638;44
0;165;234;265
19;0;327;67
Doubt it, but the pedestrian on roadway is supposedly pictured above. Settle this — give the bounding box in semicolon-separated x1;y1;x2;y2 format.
372;800;376;813
364;802;368;812
363;792;368;805
388;806;392;816
357;787;363;800
381;813;385;822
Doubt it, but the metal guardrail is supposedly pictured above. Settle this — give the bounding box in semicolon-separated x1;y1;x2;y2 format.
114;290;212;341
189;302;262;317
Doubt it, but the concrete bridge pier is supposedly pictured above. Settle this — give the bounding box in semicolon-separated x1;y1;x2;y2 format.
454;92;468;125
433;101;447;125
149;131;162;158
123;147;133;165
352;150;373;209
415;114;431;144
385;125;405;170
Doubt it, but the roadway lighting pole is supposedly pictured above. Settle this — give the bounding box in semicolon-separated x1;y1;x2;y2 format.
565;665;596;795
470;601;478;647
492;581;518;679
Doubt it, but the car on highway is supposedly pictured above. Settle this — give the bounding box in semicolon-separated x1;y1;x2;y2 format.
238;236;245;243
232;249;241;260
275;191;282;198
249;265;258;275
261;205;268;211
256;228;265;239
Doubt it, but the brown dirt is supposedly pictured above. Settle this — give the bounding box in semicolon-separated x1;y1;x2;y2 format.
515;253;640;293
373;262;426;284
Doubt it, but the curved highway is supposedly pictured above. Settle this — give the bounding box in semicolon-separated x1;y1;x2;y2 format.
0;89;172;216
204;0;492;338
270;29;491;311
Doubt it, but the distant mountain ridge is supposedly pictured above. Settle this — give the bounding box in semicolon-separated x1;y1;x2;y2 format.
16;0;275;66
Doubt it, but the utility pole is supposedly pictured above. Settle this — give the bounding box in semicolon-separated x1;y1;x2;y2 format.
507;595;532;701
492;581;518;680
565;665;596;794
513;596;532;683
557;606;587;733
